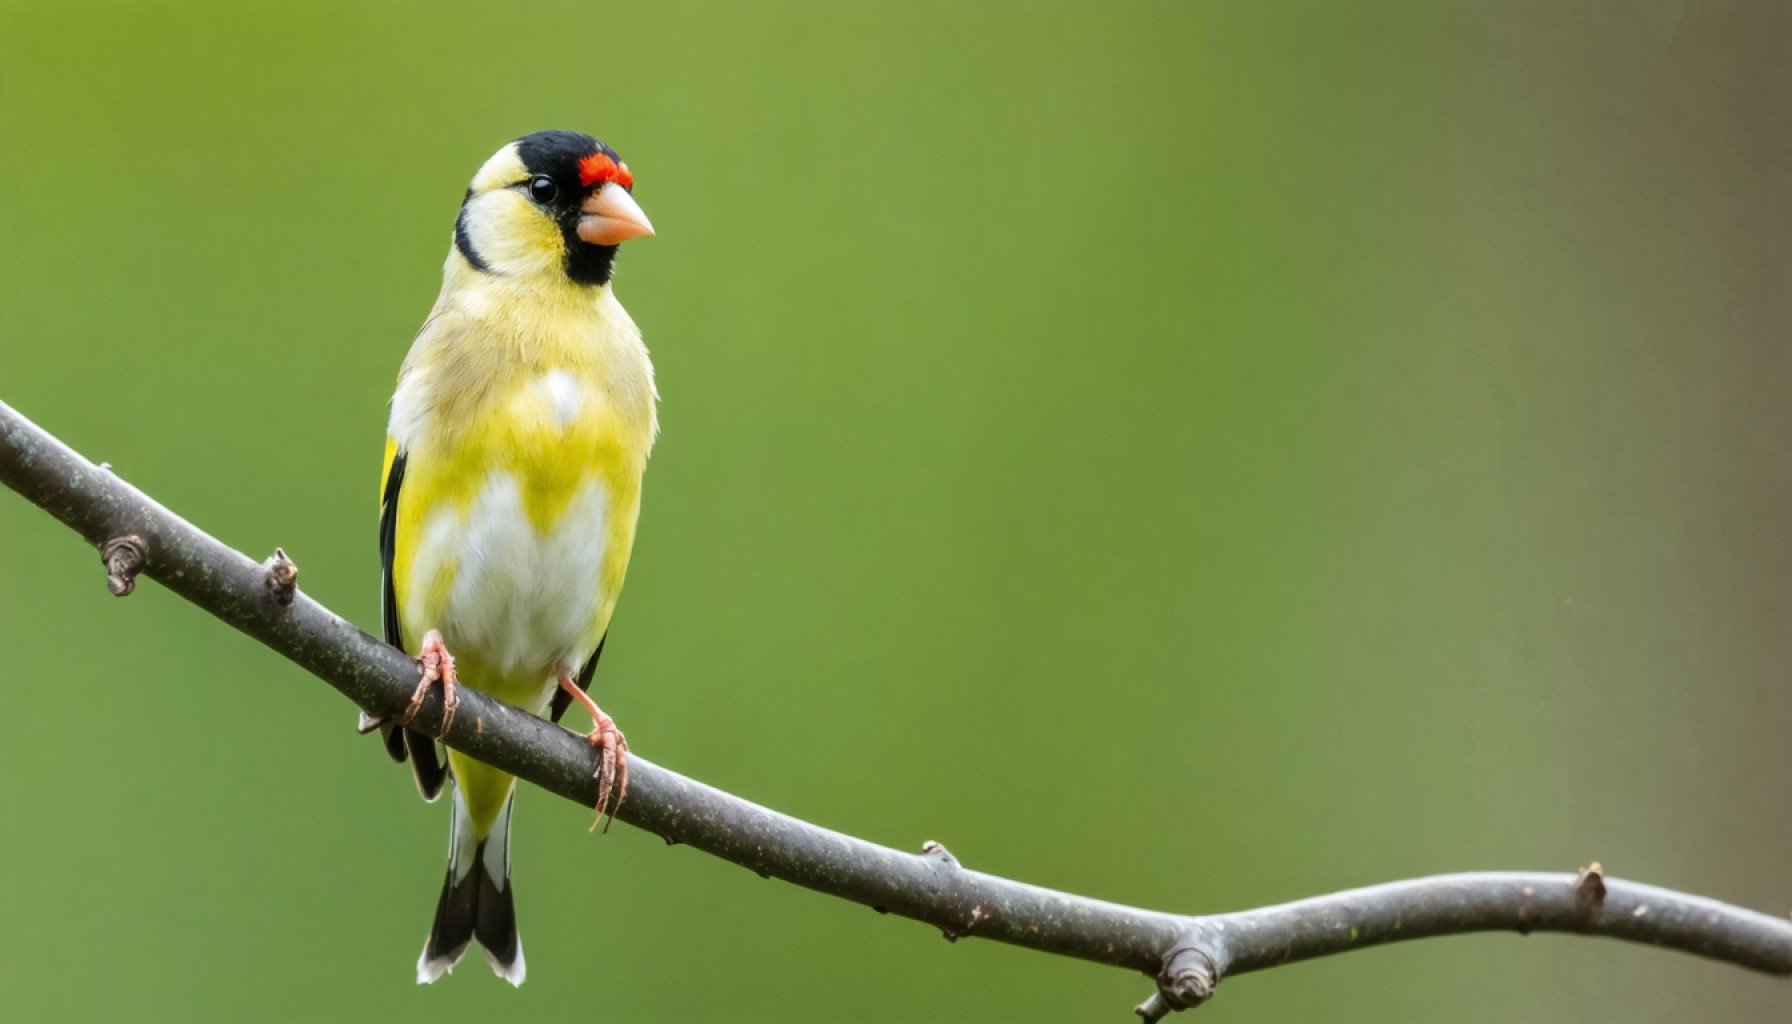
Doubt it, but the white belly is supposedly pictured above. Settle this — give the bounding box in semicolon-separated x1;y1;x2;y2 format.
406;470;610;695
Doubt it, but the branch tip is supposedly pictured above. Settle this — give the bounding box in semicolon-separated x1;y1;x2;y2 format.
1134;992;1173;1023
263;547;298;606
100;535;146;596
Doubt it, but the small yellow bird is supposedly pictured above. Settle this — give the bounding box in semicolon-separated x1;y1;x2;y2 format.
359;130;657;985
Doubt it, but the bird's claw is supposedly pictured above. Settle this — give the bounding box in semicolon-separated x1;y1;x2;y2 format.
401;629;458;737
586;711;630;834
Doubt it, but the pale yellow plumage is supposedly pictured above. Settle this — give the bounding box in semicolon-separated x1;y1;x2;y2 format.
378;132;656;985
387;281;654;823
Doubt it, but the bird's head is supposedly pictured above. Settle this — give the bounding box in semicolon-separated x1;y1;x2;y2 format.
452;130;654;287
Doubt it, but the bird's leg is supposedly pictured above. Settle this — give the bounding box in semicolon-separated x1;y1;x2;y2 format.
400;629;459;736
555;669;630;833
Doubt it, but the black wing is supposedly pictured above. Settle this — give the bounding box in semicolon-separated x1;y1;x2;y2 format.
379;449;448;801
551;633;607;723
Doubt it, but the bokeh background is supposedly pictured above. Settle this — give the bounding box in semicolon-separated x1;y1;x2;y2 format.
2;1;1787;1021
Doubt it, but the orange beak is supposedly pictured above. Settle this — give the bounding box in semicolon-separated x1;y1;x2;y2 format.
577;182;654;246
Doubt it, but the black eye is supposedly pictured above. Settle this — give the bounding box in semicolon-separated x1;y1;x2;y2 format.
527;175;559;204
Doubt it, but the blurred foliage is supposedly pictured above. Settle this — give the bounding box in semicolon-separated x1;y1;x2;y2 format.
1;1;1787;1021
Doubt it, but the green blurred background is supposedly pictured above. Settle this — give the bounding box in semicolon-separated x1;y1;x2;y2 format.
2;1;1787;1020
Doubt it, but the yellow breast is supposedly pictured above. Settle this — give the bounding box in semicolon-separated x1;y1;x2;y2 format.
384;277;656;703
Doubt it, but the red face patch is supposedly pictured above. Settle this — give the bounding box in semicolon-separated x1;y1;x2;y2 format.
578;153;634;189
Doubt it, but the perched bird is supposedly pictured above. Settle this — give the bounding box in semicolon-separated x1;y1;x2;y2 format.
359;130;657;985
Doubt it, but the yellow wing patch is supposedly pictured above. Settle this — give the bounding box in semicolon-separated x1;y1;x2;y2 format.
381;436;399;508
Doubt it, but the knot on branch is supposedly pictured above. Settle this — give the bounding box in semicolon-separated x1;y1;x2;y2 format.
100;535;146;596
1136;942;1219;1021
262;547;298;606
922;840;960;868
921;841;984;941
1577;861;1607;905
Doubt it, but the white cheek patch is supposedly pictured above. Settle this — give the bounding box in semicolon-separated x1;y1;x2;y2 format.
459;191;560;277
540;371;583;430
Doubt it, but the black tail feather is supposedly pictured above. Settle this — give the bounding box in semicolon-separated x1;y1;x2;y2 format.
416;787;523;985
473;845;519;970
422;860;478;974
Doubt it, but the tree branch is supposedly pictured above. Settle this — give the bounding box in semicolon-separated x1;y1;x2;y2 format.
3;398;1788;1017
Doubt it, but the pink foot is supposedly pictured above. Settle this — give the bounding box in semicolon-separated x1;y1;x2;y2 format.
557;670;630;832
401;629;459;736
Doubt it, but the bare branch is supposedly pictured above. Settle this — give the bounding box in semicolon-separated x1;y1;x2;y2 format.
3;398;1788;1015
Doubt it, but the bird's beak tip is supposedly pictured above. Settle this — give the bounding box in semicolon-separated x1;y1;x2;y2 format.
578;182;654;245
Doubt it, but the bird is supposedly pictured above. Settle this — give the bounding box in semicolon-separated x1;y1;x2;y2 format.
356;130;658;986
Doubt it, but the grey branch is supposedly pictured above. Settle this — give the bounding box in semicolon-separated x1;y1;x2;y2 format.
3;398;1788;1017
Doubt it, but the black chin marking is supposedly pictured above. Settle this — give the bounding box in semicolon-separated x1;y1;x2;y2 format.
454;205;491;274
563;236;618;286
